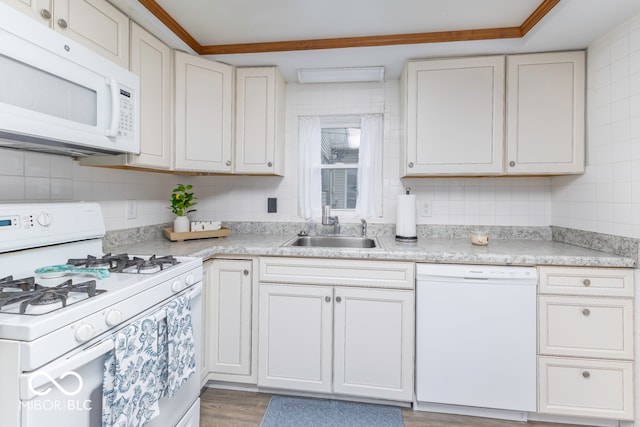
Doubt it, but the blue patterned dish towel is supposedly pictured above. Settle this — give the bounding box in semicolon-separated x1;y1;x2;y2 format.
102;315;162;427
102;295;196;427
160;294;196;398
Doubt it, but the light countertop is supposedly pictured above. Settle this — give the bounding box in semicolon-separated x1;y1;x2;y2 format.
105;233;636;268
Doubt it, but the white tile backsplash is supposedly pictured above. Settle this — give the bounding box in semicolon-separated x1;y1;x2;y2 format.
553;13;640;238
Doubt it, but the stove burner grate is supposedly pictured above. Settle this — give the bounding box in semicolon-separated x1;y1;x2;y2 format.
67;254;179;274
67;253;130;271
0;275;36;292
0;279;106;314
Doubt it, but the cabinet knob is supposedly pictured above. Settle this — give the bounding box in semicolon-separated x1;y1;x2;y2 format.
408;162;414;168
57;18;68;29
324;296;331;303
243;269;249;276
509;161;516;167
40;8;51;19
583;279;591;287
225;160;231;166
267;161;273;167
582;371;590;379
582;308;591;316
335;296;342;303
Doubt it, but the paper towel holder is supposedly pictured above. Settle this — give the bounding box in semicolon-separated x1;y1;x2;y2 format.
396;187;418;243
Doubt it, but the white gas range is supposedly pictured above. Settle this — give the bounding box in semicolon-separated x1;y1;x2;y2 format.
0;202;202;427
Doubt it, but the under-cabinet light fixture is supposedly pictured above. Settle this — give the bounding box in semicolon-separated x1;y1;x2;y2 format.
297;66;385;83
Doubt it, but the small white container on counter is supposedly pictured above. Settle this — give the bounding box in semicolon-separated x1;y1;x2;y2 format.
191;220;221;232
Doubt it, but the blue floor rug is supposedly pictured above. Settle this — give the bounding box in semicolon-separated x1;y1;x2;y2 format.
259;395;404;427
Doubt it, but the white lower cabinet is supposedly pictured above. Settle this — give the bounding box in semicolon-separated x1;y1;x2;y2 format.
537;266;635;421
258;284;414;401
205;258;258;384
538;357;633;420
258;284;333;393
257;257;415;402
332;287;414;401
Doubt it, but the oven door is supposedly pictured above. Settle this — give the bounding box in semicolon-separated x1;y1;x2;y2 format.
18;284;202;427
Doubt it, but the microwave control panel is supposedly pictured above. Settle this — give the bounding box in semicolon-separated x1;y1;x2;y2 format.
118;88;134;138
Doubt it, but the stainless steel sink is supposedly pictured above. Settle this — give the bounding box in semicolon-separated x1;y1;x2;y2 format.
283;235;380;249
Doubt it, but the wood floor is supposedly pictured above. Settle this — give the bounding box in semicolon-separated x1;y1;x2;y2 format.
200;388;582;427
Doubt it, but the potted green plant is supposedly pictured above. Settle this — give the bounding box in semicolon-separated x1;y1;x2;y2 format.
170;184;197;232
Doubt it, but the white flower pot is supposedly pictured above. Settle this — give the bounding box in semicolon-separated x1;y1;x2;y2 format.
173;216;190;233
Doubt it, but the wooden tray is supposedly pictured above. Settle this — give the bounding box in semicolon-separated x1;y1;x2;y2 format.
163;227;230;242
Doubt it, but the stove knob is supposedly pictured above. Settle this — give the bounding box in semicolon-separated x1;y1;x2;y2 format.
37;212;52;227
185;274;195;285
171;280;184;293
74;323;94;342
105;309;122;326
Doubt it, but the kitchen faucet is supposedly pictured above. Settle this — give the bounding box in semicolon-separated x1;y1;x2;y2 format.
322;205;340;234
360;219;367;237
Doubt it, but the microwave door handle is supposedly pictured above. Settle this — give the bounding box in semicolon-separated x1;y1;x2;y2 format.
105;77;120;138
19;339;113;400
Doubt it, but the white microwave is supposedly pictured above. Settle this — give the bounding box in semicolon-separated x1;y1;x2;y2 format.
0;3;139;156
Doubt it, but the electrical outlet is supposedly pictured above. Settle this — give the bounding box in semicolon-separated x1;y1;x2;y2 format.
267;198;277;213
420;202;432;217
126;200;137;219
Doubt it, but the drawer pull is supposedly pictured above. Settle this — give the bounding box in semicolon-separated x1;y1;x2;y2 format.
582;308;591;316
243;269;249;276
582;371;591;379
335;296;342;303
583;278;591;287
325;296;331;303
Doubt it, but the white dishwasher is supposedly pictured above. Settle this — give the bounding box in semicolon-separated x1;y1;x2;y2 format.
415;264;537;417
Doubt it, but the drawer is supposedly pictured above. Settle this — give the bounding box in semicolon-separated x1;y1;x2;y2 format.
538;266;634;297
259;257;414;289
538;296;633;359
538;357;634;420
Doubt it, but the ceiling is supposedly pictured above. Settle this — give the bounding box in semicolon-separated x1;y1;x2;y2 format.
108;0;640;81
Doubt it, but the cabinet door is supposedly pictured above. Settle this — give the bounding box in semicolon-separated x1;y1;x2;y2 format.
333;287;414;402
235;67;285;175
128;22;172;169
403;56;504;176
506;51;585;174
539;296;633;360
208;259;253;377
174;51;233;172
0;0;53;25
539;357;634;420
53;0;130;68
258;284;333;393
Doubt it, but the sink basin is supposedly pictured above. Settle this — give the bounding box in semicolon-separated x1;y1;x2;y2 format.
283;235;379;249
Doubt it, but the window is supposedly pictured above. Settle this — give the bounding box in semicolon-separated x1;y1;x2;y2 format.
320;122;360;210
298;114;382;219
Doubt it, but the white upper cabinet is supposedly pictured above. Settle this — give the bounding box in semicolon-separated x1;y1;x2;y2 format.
401;51;585;177
2;0;129;68
235;67;286;175
402;56;505;176
79;21;172;170
174;51;234;173
506;51;585;174
128;22;172;169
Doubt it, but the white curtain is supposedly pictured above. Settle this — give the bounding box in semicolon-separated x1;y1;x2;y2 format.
355;114;383;217
297;116;322;219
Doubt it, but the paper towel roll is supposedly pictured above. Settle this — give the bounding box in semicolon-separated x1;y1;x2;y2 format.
396;193;417;242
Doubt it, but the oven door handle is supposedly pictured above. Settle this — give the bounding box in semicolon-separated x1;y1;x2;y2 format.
19;339;113;400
